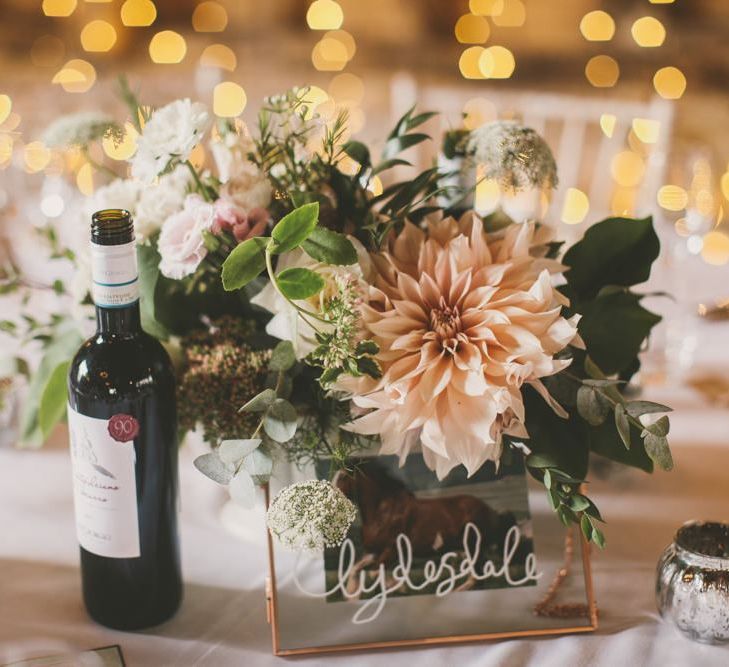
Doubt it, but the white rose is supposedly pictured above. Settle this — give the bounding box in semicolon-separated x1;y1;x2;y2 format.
210;133;255;184
132;99;211;183
157;194;214;280
220;163;272;212
134;165;192;239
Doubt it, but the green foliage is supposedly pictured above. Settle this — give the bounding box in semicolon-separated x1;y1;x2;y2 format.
301;227;358;266
38;360;70;439
264;398;298;442
276;267;325;300
562;217;660;300
268;341;296;372
269;202;319;254
137;243;170;339
221;237;268;291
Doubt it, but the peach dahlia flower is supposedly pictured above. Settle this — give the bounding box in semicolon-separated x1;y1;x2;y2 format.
341;213;580;479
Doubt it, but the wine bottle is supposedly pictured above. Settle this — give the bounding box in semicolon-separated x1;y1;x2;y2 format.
67;209;182;630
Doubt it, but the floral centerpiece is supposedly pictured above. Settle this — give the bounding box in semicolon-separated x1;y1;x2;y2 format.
8;83;673;552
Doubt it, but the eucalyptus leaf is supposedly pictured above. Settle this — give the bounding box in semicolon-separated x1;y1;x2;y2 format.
625;400;672;418
615;403;631;449
218;438;261;465
276;267;325;300
576;386;610;426
239;388;277;413
646;415;670;437
194;452;233;484
241;449;273;484
269;341;296;372
263;398;298;442
301;227;357;266
38;360;70;439
229;469;256;507
221;236;268;291
270;202;319;254
643;433;673;471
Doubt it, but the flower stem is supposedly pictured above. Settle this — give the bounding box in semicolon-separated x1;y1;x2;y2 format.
185;160;214;202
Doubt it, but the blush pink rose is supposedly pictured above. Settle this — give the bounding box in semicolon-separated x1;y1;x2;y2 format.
212;198;269;243
158;194;215;279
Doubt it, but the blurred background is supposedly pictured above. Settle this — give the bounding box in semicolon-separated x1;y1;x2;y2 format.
1;0;729;435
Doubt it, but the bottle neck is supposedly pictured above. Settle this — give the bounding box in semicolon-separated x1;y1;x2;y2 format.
90;239;141;335
96;301;142;334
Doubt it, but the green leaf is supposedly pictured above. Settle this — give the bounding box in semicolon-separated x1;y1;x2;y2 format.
276;267;325;300
270;202;319;254
646;415;670;437
221;236;268;291
576;386;610;426
38;360;70;439
588;418;653;472
239;388;277;413
356;356;382;379
543;469;553;489
137;243;170;339
563;216;660;300
615;403;631;449
19;325;82;447
625;400;672;418
372;158;411;175
342;141;370;168
569;495;590;512
576;291;661;376
52;279;64;295
580;514;593;541
592;525;606;549
525;453;558;469
241;449;273;484
194;452;233;484
301;227;358;266
269;341;296;372
263;398;298;442
355;340;379;356
382;133;430;160
643;433;673;471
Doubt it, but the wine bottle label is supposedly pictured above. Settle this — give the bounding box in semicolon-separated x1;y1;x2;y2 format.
90;240;139;308
67;405;141;558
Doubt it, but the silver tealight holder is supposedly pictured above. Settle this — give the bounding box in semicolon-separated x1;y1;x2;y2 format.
656;521;729;644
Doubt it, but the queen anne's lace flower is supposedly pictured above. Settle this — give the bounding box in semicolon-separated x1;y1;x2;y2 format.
43;111;121;149
132;99;211;183
341;213;580;479
267;480;357;553
467;121;558;192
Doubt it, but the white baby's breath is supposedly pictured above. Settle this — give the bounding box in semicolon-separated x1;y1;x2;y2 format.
467;120;558;192
43;111;121;149
131;99;211;183
267;480;357;553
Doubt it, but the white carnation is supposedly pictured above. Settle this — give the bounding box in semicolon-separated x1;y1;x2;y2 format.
83;178;142;220
134;165;192;239
132;99;211;183
220;163;272;212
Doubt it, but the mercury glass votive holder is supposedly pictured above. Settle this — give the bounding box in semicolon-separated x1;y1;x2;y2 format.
656;521;729;644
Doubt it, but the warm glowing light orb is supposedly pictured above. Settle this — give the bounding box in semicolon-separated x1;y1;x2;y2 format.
192;1;228;32
41;194;65;218
328;73;364;105
0;96;11;126
469;0;504;17
53;59;96;93
611;151;645;187
459;47;486;79
306;0;344;30
80;20;117;53
599;113;616;138
479;46;515;79
653;67;686;99
455;14;490;44
121;0;157;27
312;38;347;71
701;231;729;266
657;185;688;211
77;162;94;195
149;31;187;64
632;118;660;144
42;0;77;17
585;55;619;87
561;188;590;224
580;10;615;41
631;16;666;48
492;0;525;27
213;82;247;117
24;142;51;173
200;44;237;71
103;122;138;160
324;30;356;60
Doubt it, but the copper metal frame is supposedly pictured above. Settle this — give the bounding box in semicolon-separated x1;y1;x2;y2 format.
263;486;598;657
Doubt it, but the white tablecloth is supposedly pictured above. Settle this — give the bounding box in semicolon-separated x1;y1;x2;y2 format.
2;385;729;667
